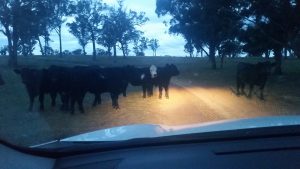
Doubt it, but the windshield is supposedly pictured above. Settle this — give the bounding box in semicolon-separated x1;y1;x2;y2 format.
0;0;300;147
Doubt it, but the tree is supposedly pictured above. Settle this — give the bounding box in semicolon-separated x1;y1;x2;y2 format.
240;0;300;74
36;0;60;56
67;19;89;55
0;46;7;55
219;39;241;68
18;39;36;56
117;2;148;57
156;0;243;69
184;39;194;57
291;33;300;59
52;0;70;57
148;38;159;56
97;17;117;57
0;0;51;66
133;37;148;56
68;0;106;59
99;1;148;57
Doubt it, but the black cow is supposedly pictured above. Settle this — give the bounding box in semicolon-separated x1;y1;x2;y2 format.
14;68;56;111
95;66;138;109
125;65;157;98
43;65;133;113
44;65;72;111
236;61;276;100
67;66;106;114
153;64;180;99
0;72;4;85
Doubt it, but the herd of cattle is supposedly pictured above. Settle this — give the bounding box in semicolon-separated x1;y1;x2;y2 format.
0;60;276;114
12;64;180;114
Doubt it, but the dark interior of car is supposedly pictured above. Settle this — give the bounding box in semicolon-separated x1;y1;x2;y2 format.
1;125;300;169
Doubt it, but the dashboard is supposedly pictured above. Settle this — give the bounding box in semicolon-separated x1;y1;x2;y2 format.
1;126;300;169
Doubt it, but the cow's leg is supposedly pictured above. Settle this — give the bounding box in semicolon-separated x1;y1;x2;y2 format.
259;84;266;100
78;94;85;114
110;93;116;108
248;84;254;98
236;78;241;95
165;85;169;99
60;93;66;110
70;97;76;114
65;94;70;110
98;94;102;104
60;93;70;111
110;93;119;109
115;94;120;109
123;83;128;97
93;93;98;107
29;95;35;112
50;92;57;107
142;86;147;98
147;84;153;97
39;93;45;111
149;84;153;97
241;82;246;95
158;86;163;99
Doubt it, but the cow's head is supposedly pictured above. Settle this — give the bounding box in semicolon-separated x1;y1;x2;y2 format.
14;68;41;84
149;65;157;78
0;73;4;86
166;64;180;76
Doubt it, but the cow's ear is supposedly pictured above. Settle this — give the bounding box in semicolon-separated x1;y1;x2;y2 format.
14;69;21;74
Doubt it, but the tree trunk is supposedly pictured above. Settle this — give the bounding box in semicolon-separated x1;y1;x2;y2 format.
265;50;270;59
44;36;47;56
107;46;112;56
220;55;225;69
284;48;288;59
8;28;18;67
6;29;13;59
274;48;282;75
30;43;34;56
91;32;96;60
121;43;126;57
209;42;217;70
58;26;63;58
38;37;44;56
82;46;86;56
22;44;26;56
113;44;117;57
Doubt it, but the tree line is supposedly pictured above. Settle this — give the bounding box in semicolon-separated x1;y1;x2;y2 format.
156;0;300;74
0;0;160;67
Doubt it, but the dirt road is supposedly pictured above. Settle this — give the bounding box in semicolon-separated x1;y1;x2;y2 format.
0;77;293;146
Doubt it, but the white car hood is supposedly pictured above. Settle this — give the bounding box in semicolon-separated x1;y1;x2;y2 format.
61;116;300;142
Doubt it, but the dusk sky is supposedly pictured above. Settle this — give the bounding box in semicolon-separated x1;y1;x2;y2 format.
0;0;187;56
